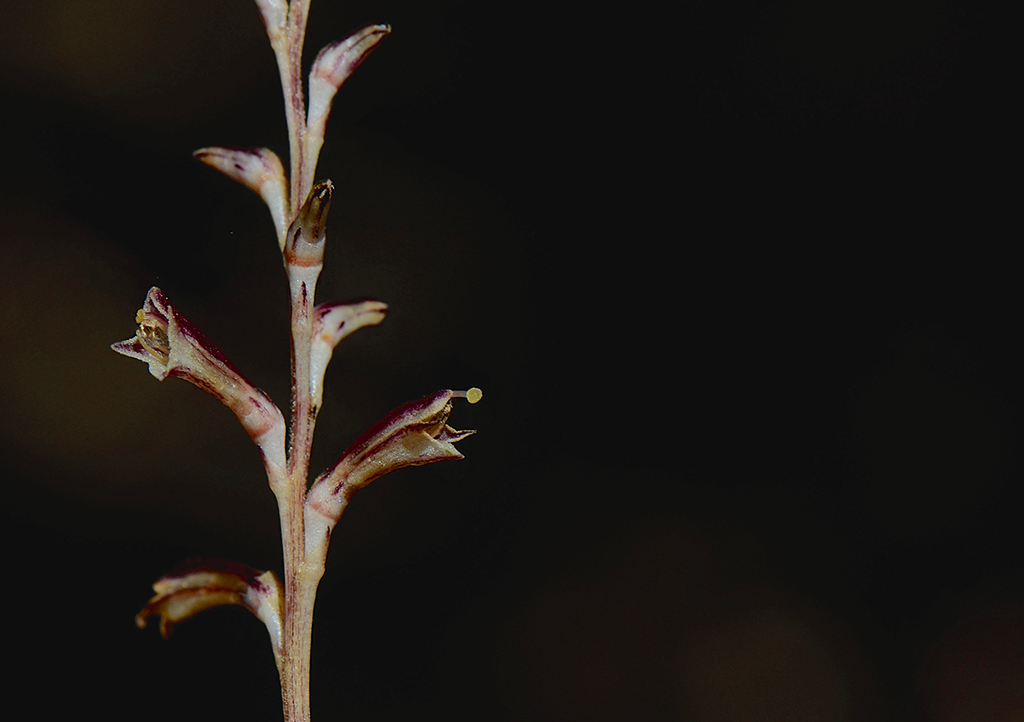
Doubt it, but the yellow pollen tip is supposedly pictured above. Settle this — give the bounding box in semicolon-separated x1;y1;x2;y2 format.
465;387;483;404
135;309;145;324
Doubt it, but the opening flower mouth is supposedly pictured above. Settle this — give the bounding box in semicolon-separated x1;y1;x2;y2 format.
112;287;286;464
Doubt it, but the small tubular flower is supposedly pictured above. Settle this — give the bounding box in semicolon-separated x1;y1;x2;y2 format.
136;558;284;661
111;287;286;467
303;24;390;191
305;389;479;545
310;299;389;410
193;146;290;247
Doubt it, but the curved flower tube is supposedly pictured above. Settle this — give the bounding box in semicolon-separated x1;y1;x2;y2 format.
304;389;478;546
193;146;290;247
136;558;284;670
111;287;286;469
309;299;389;411
304;24;391;192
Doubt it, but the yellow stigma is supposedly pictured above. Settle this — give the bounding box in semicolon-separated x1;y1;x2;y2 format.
453;388;483;404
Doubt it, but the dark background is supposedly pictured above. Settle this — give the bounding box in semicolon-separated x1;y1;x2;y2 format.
0;1;1015;720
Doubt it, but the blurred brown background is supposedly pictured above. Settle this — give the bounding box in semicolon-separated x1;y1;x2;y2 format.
0;1;1015;720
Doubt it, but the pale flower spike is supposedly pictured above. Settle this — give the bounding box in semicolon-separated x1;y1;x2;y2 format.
112;3;479;721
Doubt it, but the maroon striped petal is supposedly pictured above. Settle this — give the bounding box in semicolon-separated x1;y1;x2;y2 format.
309;299;388;409
193;147;290;245
136;558;283;657
303;24;391;188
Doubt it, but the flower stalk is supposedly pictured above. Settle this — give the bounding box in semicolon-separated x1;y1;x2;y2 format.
112;4;479;721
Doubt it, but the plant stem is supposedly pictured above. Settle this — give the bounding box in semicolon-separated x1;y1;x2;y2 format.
280;491;312;721
280;262;320;722
271;5;320;718
283;527;332;722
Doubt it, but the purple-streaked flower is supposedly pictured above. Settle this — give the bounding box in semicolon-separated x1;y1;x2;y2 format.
310;299;389;410
136;558;283;660
111;287;286;466
307;24;391;133
193;146;290;247
305;389;480;535
303;24;390;190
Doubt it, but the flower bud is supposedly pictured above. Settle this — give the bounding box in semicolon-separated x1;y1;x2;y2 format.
193;146;290;247
310;299;389;410
303;24;390;188
285;181;333;270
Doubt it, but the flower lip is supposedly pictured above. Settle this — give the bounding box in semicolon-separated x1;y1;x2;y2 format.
152;557;266;594
112;287;249;383
341;389;470;467
313;298;389;340
111;287;175;379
